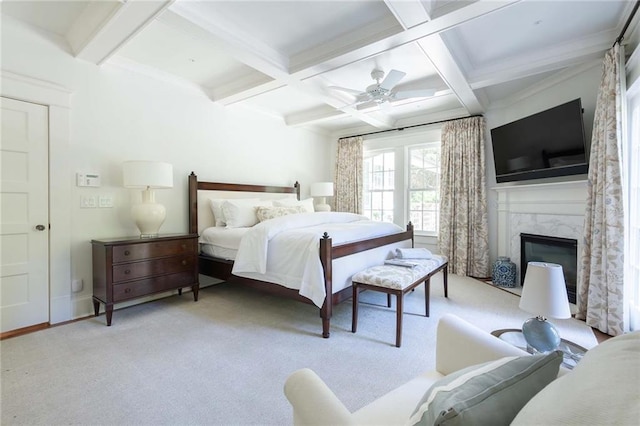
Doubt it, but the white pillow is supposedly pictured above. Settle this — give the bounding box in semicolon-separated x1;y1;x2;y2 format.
273;198;315;213
210;198;258;227
222;199;272;228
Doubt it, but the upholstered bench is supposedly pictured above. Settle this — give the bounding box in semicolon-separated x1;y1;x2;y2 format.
351;255;448;347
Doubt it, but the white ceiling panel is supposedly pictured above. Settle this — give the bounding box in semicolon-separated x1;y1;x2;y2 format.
117;18;264;89
0;0;90;36
442;0;629;72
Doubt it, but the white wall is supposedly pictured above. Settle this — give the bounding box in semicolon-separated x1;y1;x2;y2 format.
1;17;333;321
484;62;602;277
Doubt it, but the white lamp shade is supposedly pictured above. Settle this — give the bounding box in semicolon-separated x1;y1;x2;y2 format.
519;262;571;319
123;161;173;189
310;182;334;197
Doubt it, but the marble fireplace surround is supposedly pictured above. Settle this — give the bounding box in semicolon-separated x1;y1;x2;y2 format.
494;180;587;287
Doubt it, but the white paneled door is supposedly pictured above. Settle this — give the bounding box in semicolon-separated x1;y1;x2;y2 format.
0;97;49;333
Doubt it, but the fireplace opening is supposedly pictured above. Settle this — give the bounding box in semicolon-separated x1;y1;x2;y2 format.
520;233;578;304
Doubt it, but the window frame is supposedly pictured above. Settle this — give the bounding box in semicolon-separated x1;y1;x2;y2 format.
362;128;442;238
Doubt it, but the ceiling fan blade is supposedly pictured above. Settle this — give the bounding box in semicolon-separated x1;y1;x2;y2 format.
328;86;364;96
392;88;436;100
379;69;406;90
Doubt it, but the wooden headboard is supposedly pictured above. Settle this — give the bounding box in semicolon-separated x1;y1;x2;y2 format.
188;172;301;235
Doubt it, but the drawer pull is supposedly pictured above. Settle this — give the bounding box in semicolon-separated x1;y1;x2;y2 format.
124;269;131;275
182;260;187;266
124;250;130;256
124;288;131;294
182;244;186;250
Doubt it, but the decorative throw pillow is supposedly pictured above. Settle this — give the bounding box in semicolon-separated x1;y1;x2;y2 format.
256;205;306;222
512;331;640;425
210;198;259;227
273;198;315;213
222;199;272;228
408;351;563;426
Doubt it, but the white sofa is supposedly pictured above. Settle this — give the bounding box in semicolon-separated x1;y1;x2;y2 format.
284;314;640;426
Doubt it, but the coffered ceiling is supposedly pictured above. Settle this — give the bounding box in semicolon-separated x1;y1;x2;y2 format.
1;0;635;136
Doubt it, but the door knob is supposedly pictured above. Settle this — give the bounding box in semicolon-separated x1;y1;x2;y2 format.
35;224;46;231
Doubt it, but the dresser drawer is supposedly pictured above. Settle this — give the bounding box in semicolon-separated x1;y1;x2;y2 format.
112;256;194;282
112;238;195;263
112;272;196;301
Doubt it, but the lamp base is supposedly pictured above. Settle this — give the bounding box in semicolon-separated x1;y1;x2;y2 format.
314;196;331;212
132;189;166;237
522;316;561;353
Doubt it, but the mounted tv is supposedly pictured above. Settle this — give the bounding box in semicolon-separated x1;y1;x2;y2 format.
490;99;588;183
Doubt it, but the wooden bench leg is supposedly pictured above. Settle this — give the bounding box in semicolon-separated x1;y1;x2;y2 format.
424;278;431;317
396;292;403;348
352;284;359;333
443;264;448;298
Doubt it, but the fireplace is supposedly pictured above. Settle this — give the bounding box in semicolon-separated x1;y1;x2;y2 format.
520;233;578;304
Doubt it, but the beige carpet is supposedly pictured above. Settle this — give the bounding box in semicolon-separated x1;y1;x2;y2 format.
0;274;596;425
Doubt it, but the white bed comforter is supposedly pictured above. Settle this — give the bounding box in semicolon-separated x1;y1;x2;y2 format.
231;212;403;307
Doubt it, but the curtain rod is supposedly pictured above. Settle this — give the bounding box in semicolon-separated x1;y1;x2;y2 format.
615;0;639;46
342;114;483;139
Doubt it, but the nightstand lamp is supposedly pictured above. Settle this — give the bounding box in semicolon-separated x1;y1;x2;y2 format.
310;182;334;212
123;161;173;238
519;262;571;353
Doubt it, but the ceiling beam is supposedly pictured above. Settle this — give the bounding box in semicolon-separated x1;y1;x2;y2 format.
70;0;174;65
384;0;485;115
288;0;521;78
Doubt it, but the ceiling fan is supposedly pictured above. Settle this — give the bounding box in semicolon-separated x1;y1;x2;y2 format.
329;69;436;108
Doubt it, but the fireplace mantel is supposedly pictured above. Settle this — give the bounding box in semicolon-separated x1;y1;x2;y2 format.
492;181;587;287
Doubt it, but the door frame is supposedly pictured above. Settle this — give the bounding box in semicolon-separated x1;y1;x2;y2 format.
1;71;72;324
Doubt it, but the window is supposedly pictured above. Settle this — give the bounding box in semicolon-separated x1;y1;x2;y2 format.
362;132;442;236
409;145;441;234
363;151;395;223
625;76;640;332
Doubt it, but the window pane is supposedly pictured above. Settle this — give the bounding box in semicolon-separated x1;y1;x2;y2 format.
363;151;395;224
408;145;441;234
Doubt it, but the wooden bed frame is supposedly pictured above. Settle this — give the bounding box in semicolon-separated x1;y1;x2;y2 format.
188;172;414;338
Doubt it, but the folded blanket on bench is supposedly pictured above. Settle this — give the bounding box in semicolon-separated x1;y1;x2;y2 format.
395;248;433;259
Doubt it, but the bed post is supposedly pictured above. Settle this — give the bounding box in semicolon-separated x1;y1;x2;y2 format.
319;232;333;338
189;172;198;235
294;181;300;200
407;221;414;247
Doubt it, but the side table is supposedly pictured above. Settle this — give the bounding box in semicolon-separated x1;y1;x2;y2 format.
92;233;199;325
491;328;587;369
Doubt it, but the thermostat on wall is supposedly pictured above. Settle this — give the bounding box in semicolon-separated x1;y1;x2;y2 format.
76;173;101;187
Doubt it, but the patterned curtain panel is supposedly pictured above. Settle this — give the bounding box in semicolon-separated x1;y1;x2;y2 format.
438;116;489;277
577;44;625;336
334;136;363;213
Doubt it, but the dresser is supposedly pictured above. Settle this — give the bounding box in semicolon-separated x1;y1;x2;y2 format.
92;233;199;325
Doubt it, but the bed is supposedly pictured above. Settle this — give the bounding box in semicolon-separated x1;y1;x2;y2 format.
188;172;415;338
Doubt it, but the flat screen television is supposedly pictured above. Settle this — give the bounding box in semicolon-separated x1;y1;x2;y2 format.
490;98;588;183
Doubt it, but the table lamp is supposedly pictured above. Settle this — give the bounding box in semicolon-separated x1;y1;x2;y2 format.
519;262;571;353
123;161;173;237
310;182;333;212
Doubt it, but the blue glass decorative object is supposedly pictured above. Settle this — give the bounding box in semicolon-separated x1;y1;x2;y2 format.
522;316;561;353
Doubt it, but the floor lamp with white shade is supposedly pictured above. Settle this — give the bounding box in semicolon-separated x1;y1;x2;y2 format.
122;161;173;238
